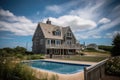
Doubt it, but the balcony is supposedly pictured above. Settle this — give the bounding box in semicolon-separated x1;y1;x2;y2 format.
46;44;80;49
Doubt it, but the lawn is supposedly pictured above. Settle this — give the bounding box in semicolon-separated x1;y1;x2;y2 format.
57;55;109;62
52;50;110;62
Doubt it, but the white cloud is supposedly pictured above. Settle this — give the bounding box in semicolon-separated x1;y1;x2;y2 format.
0;9;37;36
98;18;111;24
104;31;120;38
98;17;120;32
69;0;107;20
45;1;81;14
92;35;102;38
46;5;62;14
43;15;97;31
75;33;89;39
74;16;120;39
0;9;14;17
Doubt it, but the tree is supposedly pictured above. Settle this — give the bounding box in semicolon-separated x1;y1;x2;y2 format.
98;45;113;52
14;46;26;54
111;33;120;56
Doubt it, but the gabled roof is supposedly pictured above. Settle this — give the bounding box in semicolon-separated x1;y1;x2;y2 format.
62;26;76;40
38;22;63;39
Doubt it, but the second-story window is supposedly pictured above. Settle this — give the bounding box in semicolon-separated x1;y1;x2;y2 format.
67;32;72;37
55;40;61;45
53;29;61;36
66;40;72;45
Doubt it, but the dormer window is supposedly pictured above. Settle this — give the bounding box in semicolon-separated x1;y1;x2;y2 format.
53;29;61;36
67;32;72;37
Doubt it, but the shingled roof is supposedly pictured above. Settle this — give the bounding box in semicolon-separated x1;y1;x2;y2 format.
38;22;64;39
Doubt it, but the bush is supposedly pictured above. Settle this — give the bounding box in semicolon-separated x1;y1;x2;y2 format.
0;57;39;80
16;54;24;59
0;57;58;80
105;56;120;76
25;51;34;55
26;54;44;60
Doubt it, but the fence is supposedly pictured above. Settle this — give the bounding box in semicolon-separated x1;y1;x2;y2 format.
84;59;108;80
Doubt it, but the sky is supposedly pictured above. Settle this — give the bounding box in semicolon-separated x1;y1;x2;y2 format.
0;0;120;51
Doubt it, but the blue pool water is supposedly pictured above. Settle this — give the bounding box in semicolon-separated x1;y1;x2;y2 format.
24;60;90;74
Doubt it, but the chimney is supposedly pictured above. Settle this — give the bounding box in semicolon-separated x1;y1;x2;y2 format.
46;19;51;24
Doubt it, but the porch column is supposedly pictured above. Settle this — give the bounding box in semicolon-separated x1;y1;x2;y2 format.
62;49;64;55
67;49;69;55
59;49;61;55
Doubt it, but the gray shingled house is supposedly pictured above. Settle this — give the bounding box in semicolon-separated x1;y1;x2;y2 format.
32;19;80;55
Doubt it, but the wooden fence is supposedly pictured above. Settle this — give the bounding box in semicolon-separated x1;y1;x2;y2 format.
84;59;108;80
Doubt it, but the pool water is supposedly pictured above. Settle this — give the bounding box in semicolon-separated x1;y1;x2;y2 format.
24;60;90;74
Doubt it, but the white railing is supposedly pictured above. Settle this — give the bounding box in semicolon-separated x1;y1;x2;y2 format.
84;59;108;80
46;44;80;49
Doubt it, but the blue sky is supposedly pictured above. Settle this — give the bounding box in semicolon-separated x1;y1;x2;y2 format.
0;0;120;51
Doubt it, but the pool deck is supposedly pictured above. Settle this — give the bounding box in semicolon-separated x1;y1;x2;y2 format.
32;59;97;80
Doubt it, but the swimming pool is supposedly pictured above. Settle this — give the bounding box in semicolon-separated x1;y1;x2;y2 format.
23;60;90;74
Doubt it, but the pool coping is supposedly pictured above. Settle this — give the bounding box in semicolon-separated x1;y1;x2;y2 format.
22;59;96;65
22;59;97;80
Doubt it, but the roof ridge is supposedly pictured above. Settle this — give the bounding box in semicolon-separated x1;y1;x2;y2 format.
40;22;69;28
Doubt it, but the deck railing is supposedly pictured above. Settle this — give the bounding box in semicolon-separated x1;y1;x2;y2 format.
46;44;80;49
84;59;108;80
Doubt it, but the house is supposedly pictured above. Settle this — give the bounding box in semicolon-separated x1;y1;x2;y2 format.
80;42;86;50
32;19;81;55
86;43;98;50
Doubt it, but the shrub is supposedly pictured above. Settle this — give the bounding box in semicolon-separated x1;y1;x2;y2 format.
26;54;44;60
16;54;24;59
25;51;34;55
0;57;39;80
0;57;59;80
14;46;26;55
105;56;120;76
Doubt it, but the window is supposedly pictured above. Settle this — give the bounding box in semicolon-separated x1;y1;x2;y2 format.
56;30;61;36
47;39;51;45
55;40;61;45
53;29;61;36
66;40;72;45
67;32;72;37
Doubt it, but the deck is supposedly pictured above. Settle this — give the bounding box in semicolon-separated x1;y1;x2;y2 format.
46;44;80;49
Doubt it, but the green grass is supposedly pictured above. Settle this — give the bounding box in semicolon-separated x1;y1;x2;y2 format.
58;55;109;62
25;54;45;60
